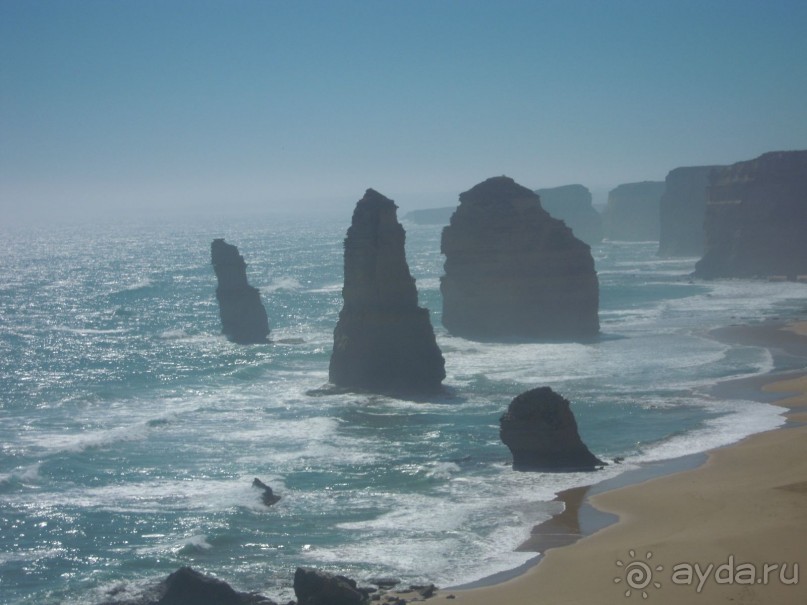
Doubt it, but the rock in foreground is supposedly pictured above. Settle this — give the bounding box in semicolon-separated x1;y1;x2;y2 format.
294;567;368;605
211;239;270;344
440;176;599;342
96;566;276;605
500;387;603;471
329;189;445;394
694;150;807;279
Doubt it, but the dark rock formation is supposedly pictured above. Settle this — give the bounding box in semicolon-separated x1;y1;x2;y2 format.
293;567;368;605
96;566;276;605
402;206;455;225
329;189;445;394
252;478;281;506
535;184;603;245
694;150;807;279
602;181;665;241
211;239;270;344
657;166;723;257
499;387;603;471
440;176;599;342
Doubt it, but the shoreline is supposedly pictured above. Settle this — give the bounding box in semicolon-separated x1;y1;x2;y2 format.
429;319;807;603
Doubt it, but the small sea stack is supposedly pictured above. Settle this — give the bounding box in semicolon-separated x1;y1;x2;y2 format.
211;239;270;344
440;176;600;342
499;387;603;471
328;189;445;395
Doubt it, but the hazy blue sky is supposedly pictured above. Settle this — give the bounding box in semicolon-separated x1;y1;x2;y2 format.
2;0;806;221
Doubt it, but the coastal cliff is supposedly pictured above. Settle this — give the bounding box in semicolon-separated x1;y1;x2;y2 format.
535;184;603;245
658;166;722;257
440;176;599;342
500;387;604;471
329;189;445;394
602;181;665;241
694;150;807;279
211;239;270;344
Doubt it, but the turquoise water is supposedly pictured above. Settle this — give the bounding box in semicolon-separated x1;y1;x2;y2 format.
1;215;805;604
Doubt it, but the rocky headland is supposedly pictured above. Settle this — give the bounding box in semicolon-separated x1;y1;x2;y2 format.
440;176;600;342
499;387;604;471
657;165;723;257
329;189;445;394
602;181;665;241
535;184;603;245
211;239;270;344
694;150;807;279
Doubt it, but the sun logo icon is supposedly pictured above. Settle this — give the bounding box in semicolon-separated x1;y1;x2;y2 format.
614;549;663;599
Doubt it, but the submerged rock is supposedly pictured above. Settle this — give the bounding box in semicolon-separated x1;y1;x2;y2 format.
694;150;807;279
499;387;603;471
252;477;281;506
602;181;665;241
328;189;445;394
211;239;270;344
535;184;603;245
294;567;368;605
440;176;599;342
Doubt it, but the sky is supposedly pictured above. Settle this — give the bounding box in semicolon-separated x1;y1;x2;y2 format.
2;0;807;222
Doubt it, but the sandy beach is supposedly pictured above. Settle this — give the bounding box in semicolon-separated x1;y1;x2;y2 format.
426;321;807;604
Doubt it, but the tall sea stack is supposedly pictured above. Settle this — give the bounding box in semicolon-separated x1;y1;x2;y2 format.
211;239;270;344
658;166;722;257
535;184;603;245
694;150;807;279
602;181;665;241
329;189;445;394
440;176;599;342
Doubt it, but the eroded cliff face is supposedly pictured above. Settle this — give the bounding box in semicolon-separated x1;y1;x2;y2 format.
440;176;599;342
499;387;603;471
211;239;270;344
658;166;722;257
329;189;445;394
535;184;603;245
694;151;807;279
602;181;665;241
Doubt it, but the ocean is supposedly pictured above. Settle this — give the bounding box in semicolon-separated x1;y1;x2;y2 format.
1;213;805;604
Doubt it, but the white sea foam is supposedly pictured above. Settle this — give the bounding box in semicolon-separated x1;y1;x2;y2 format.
109;278;153;295
634;399;786;463
263;276;303;292
306;282;342;293
27;423;150;455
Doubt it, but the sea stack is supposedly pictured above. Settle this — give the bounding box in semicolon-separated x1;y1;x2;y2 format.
211;239;270;344
602;181;665;241
499;387;603;471
440;176;599;342
658;166;723;257
329;189;445;394
694;150;807;279
535;184;603;245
